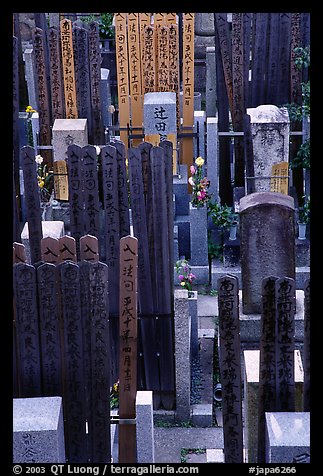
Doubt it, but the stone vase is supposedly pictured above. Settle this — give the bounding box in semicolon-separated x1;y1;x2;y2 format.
229;223;238;241
297;222;307;240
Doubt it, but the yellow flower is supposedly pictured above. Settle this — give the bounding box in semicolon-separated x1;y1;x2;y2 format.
26;105;37;113
39;180;45;188
195;156;204;167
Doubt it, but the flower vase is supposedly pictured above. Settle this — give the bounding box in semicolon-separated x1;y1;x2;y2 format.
297;222;307;240
229;223;238;241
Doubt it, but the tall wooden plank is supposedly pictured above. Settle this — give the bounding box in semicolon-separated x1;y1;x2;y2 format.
48;27;65;120
80;234;99;262
82;145;100;240
277;14;291;105
13;263;42;397
290;13;302;106
138;141;153;197
74;26;92;142
21;146;43;264
118;236;138;463
214;13;233;112
60;19;78;118
243;13;252;108
58;235;77;263
67;144;84;255
53;160;69;201
114;140;130;237
127;13;143;147
214;14;232;205
41;236;60;264
13;242;27;264
251;13;269;107
88;262;111;463
181;13;195;171
166;13;177;24
142;24;157;94
168;22;180;133
303;278;310;411
275;277;296;412
115;14;131;149
58;261;87;462
37;263;63;396
157;25;170;92
258;276;278;463
13;36;20;198
101;145;120;311
266;14;280;105
139;14;152;96
231;13;245;187
217;275;243;463
33;27;52;165
88;21;105;145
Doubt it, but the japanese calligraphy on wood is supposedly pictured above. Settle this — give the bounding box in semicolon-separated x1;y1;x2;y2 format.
270;162;289;195
127;13;143;147
13;263;42;397
53;160;69;200
217;275;243;463
88;21;104;145
82;145;100;240
181;13;195;171
13;242;27;264
67;144;84;253
258;276;278;463
80;234;99;262
21;146;43;264
303;278;310;411
142;24;156;94
115;14;131;148
41;236;60;264
60;19;78;119
275;277;295;412
37;262;62;396
114;140;130;237
157;25;169;92
118;235;138;463
58;235;77;262
48;27;65;120
168;22;180;133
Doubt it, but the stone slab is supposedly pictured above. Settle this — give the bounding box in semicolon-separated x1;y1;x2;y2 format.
206;448;224;463
52;118;88;162
13;396;66;463
244;349;304;464
136;391;155;463
191;404;213;427
265;412;310;463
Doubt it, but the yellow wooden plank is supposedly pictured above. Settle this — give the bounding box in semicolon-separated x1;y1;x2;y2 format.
166;13;177;24
127;13;143;146
181;13;195;171
270;162;289;195
60;19;78;119
53;160;69;200
115;13;131;149
139;14;152;96
157;25;169;92
168;22;180;132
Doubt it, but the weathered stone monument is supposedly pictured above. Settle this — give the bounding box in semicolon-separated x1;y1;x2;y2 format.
13;397;66;463
240;192;295;314
52;118;88;162
246;104;290;192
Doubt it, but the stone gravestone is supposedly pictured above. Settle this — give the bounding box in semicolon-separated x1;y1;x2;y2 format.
144;92;177;173
240;192;295;314
52;118;88;162
13;396;66;463
217;275;243;463
247;105;290;192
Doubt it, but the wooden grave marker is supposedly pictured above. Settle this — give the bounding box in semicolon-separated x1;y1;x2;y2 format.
58;260;86;462
88;21;105;145
60;18;78;119
270;162;289;195
114;140;131;238
181;13;195;173
217;275;243;463
13;242;27;264
58;235;77;263
142;24;156;94
127;13;143;147
88;261;111;462
258;276;278;463
157;25;169;92
80;234;99;262
118;235;138;463
303;278;310;412
21;146;43;264
168;21;180;134
67;144;84;256
37;262;63;396
13;263;42;397
275;277;296;412
82;145;100;240
48;26;65;120
41;236;60;264
115;14;131;149
33;27;52;166
53;159;69;200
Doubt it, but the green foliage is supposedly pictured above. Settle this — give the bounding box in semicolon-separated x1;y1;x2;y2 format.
294;46;310;70
290;138;310;169
180;448;206;463
298;195;310;224
80;13;114;39
208;201;238;228
208;240;223;262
